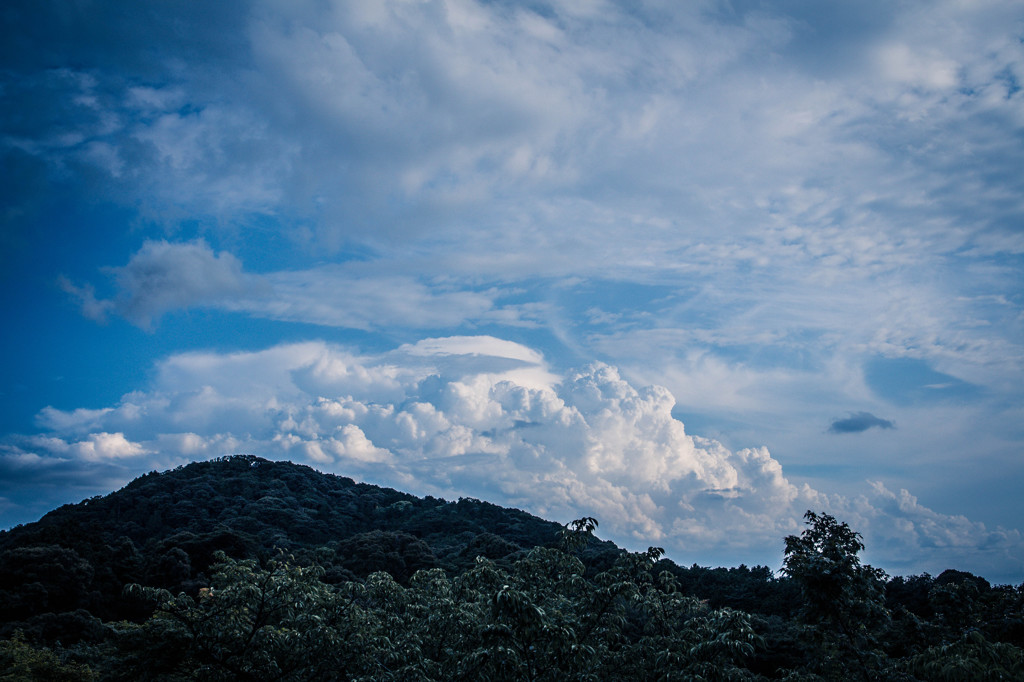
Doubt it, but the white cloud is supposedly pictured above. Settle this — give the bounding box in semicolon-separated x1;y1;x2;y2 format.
396;336;560;390
831;481;1024;578
319;424;393;465
11;337;1023;578
11;0;1024;255
401;336;544;364
36;406;114;434
37;432;149;462
32;0;1024;382
74;432;148;461
873;43;960;91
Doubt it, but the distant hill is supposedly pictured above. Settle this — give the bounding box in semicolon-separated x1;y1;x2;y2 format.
2;455;1021;680
0;456;567;621
0;456;793;634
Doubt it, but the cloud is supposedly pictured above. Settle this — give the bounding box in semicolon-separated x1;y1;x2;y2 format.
69;432;149;462
23;433;148;462
395;336;560;390
846;482;1024;580
250;267;498;330
6;337;1021;579
67;242;517;330
21;0;1024;377
4;0;1024;581
111;240;259;327
57;277;114;323
36;406;115;434
61;240;263;328
82;241;539;333
10;0;1021;251
828;412;896;434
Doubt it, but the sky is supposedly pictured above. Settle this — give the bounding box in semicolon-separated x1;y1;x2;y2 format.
2;0;1023;584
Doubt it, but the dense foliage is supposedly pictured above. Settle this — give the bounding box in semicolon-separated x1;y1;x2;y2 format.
1;456;1021;680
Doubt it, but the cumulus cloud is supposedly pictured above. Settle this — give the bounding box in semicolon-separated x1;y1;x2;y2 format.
7;337;1022;579
69;432;149;462
828;411;896;434
843;482;1024;579
24;433;148;462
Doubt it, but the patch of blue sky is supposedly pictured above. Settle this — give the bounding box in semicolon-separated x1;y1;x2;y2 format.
559;280;684;326
996;65;1021;98
695;339;825;373
784;462;893;478
864;357;984;406
0;201;143;430
197;214;382;274
667;408;754;447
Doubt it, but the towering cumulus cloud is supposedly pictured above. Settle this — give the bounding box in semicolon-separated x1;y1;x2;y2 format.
4;336;1020;578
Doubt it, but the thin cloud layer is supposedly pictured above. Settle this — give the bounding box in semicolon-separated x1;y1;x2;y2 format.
3;338;1020;580
63;242;514;331
8;0;1023;249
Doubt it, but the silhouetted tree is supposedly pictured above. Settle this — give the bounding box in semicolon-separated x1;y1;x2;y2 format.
783;511;889;680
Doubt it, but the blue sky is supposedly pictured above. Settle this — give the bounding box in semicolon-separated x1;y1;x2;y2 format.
2;0;1023;583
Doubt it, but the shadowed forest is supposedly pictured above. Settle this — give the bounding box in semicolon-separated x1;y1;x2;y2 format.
0;455;1021;680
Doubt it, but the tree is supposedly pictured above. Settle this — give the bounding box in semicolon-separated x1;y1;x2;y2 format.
0;631;95;681
901;629;1024;681
115;522;766;681
120;553;365;681
783;511;890;680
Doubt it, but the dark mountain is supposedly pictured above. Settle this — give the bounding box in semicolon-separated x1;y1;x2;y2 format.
0;456;795;636
0;456;566;621
1;455;1021;680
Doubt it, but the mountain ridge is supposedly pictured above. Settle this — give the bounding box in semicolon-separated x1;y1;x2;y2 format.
0;455;794;631
2;455;1022;679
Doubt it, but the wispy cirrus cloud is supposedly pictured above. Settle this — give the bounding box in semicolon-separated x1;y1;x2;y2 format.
60;240;532;331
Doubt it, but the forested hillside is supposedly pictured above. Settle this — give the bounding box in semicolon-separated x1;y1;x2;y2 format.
1;455;1021;680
